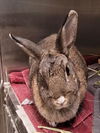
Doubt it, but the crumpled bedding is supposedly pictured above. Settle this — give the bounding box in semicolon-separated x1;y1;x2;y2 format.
9;68;94;133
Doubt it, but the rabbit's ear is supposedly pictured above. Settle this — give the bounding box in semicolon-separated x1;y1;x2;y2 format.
9;33;42;59
56;10;78;55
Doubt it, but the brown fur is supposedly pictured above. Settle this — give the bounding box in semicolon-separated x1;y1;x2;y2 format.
30;34;87;124
9;10;87;126
32;76;81;123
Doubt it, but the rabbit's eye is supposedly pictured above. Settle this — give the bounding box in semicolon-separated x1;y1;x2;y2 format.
66;66;70;76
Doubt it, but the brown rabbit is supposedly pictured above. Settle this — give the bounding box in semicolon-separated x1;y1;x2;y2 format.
9;10;87;127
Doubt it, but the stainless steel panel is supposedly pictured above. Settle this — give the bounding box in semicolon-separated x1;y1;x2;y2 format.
0;0;100;71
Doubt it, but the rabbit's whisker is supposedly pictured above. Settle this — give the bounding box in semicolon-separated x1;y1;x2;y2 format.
84;99;100;103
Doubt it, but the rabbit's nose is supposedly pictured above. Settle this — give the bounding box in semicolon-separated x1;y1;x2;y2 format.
56;96;67;105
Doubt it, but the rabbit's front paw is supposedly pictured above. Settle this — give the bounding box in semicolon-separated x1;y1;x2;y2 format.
48;121;57;127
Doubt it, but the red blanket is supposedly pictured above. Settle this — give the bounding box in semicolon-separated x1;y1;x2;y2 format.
9;68;94;133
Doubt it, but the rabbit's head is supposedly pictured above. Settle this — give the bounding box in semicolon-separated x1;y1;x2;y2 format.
9;10;81;110
38;52;79;110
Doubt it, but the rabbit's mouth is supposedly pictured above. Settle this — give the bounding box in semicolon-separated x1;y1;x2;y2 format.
52;96;70;110
52;94;78;110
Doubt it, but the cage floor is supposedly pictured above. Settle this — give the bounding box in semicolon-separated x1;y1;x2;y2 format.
9;68;94;133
